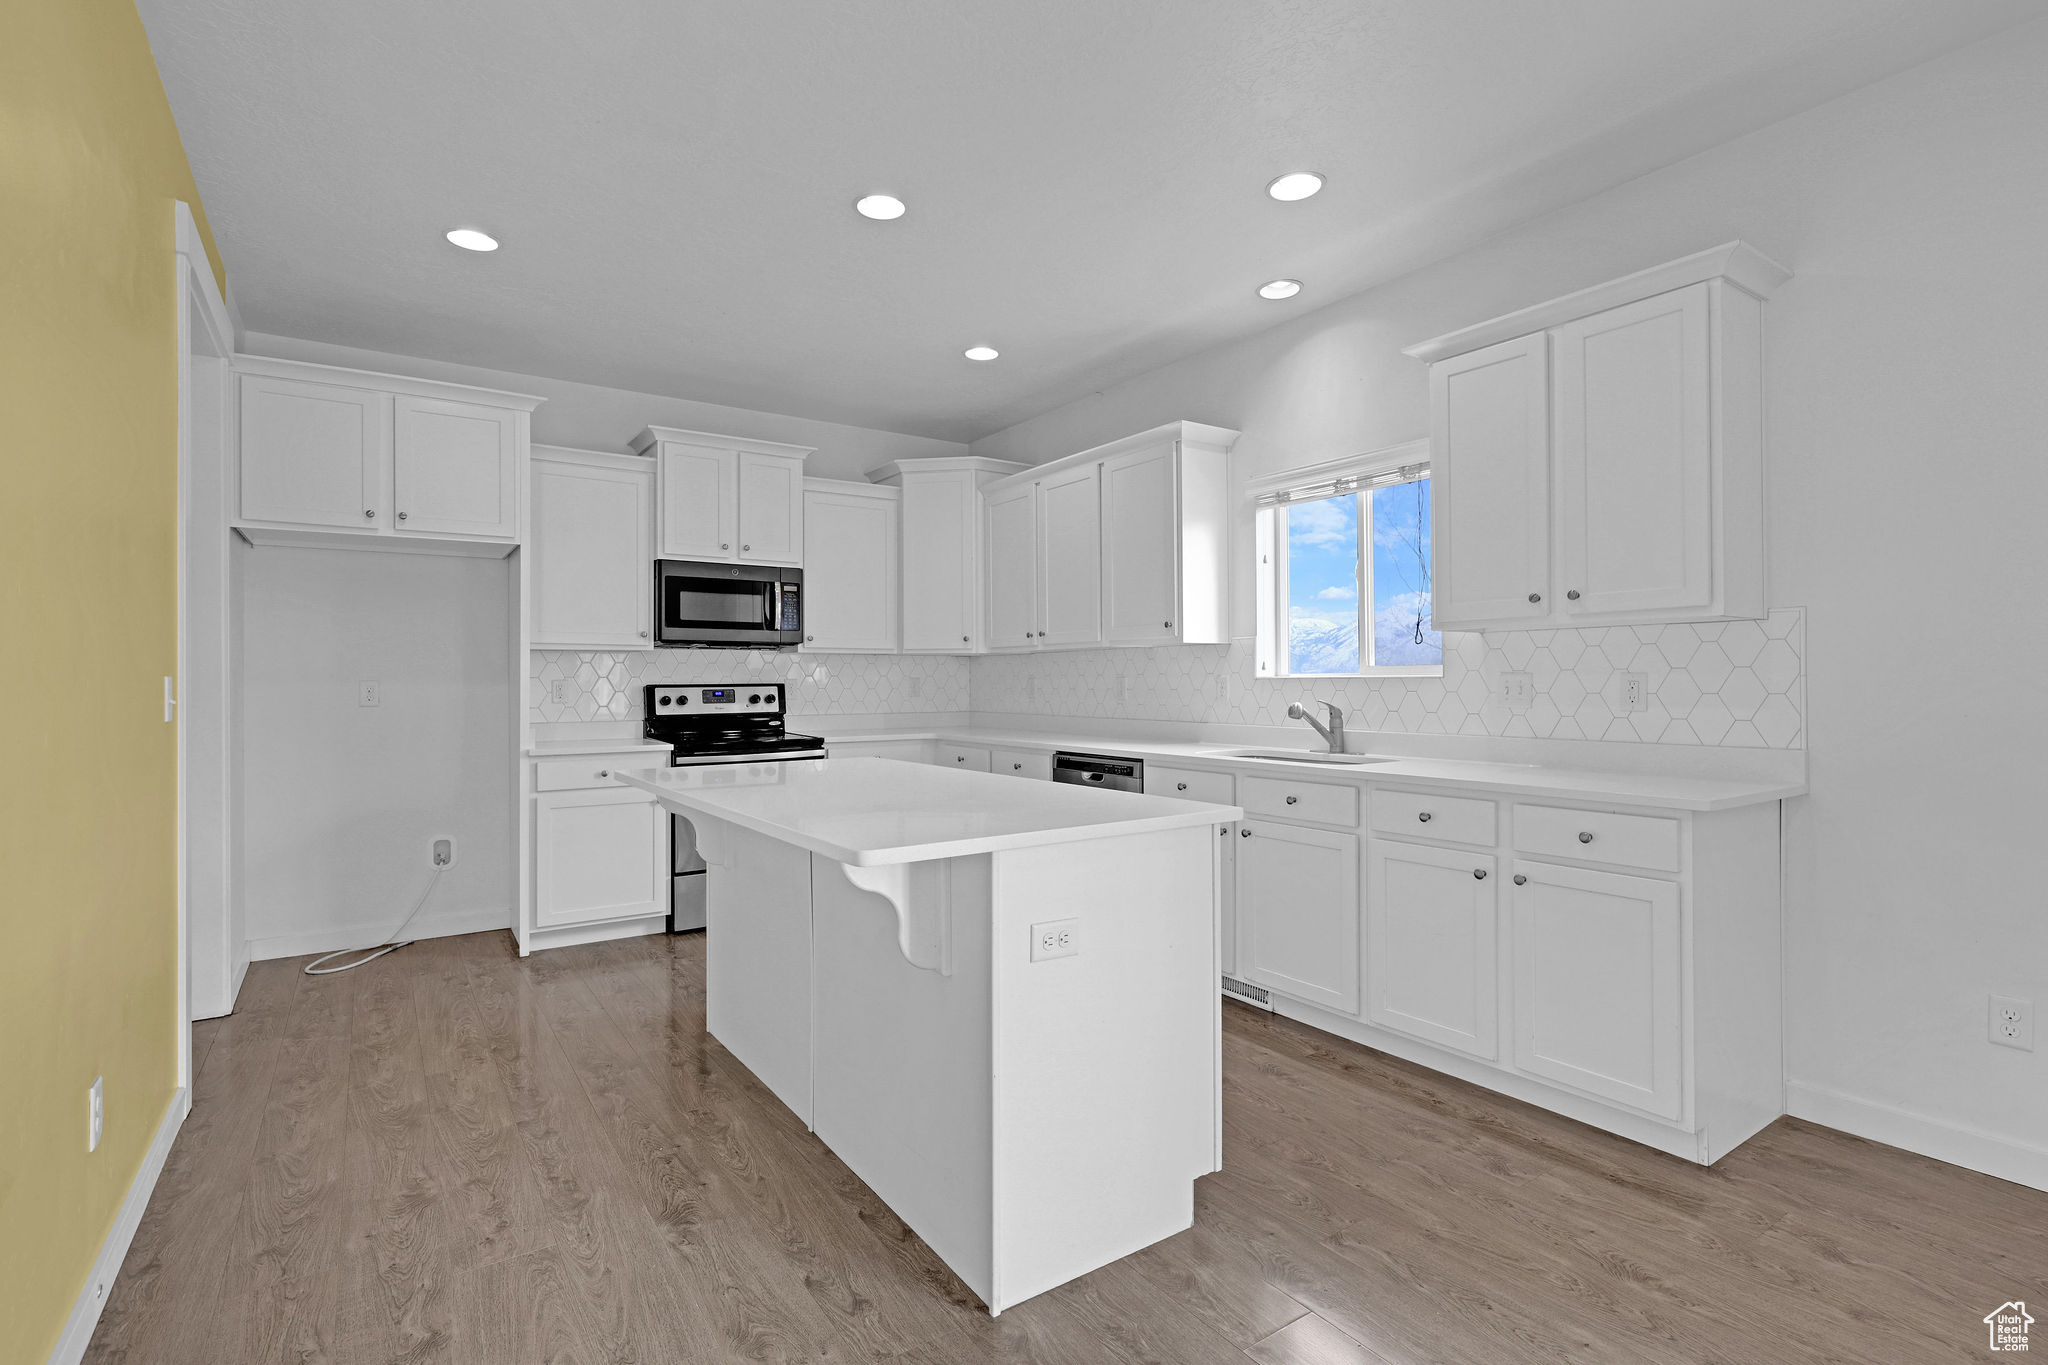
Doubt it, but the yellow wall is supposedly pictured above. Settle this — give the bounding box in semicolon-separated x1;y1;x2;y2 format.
0;1;224;1359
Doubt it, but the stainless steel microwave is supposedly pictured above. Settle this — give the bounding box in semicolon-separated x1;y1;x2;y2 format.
654;560;803;648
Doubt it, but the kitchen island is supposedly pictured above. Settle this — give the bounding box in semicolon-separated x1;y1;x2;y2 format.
610;756;1241;1314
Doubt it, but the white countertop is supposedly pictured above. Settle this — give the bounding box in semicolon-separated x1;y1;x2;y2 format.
611;756;1242;866
527;737;673;758
822;728;1803;812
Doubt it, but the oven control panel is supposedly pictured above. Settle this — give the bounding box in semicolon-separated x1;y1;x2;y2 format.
646;684;784;717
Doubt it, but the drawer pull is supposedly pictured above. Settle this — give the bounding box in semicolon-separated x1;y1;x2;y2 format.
1566;589;1581;601
1513;874;1527;886
1417;811;1432;822
1176;781;1188;791
597;769;610;778
1528;592;1541;603
1473;868;1487;880
1012;762;1022;771
1579;831;1595;844
1241;828;1252;837
1285;795;1299;805
956;755;967;763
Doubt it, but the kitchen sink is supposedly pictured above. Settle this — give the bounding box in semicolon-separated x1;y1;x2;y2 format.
1220;749;1394;766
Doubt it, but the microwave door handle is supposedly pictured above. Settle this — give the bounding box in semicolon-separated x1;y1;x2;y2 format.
767;582;780;629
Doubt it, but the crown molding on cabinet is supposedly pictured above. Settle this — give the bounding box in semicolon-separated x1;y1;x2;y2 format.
1402;241;1791;365
629;425;817;460
984;420;1240;495
865;455;1026;484
231;352;545;410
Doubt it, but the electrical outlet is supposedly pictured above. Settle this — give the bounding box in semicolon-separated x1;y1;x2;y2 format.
1500;671;1534;712
432;837;456;868
908;677;924;699
548;678;568;705
88;1076;103;1153
1030;918;1080;962
358;680;381;707
1620;672;1649;712
1990;995;2034;1051
1025;677;1036;700
1121;677;1134;705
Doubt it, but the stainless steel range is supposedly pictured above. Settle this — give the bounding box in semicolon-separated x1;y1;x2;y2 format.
644;683;825;931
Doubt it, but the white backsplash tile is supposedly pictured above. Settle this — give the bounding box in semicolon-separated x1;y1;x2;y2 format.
967;608;1805;749
530;649;970;723
533;611;1803;749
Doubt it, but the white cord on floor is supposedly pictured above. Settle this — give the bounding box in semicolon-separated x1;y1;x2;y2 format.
303;864;446;975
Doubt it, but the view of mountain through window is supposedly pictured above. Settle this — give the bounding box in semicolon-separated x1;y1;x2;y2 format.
1284;476;1441;674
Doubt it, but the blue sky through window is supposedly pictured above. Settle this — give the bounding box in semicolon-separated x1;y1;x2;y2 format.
1284;477;1440;674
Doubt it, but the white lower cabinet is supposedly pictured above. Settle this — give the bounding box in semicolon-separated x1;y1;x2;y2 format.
1146;766;1238;976
1237;818;1359;1014
533;785;667;930
825;738;935;764
1510;859;1683;1121
939;743;991;771
1366;839;1498;1060
990;748;1052;780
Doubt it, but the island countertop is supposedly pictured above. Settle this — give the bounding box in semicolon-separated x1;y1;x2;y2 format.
611;756;1242;866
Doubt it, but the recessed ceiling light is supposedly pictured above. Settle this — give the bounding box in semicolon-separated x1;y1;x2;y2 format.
445;227;498;252
855;194;907;221
1257;279;1303;301
1266;172;1324;202
963;345;999;362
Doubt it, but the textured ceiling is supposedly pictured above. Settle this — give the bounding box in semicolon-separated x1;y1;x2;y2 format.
139;0;2039;441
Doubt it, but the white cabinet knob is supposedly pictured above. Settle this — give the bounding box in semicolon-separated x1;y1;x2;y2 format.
597;769;610;778
742;544;750;552
1418;811;1432;822
364;509;375;519
638;630;648;639
1285;795;1298;805
1513;874;1527;886
1579;831;1594;844
1012;762;1022;771
1528;592;1542;603
720;542;729;550
397;511;408;521
1176;782;1188;791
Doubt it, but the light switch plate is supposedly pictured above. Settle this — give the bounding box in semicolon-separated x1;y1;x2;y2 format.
1500;671;1534;712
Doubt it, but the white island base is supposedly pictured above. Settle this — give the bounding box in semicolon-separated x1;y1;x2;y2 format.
615;758;1237;1314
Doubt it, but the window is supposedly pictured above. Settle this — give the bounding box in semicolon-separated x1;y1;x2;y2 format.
1254;445;1442;677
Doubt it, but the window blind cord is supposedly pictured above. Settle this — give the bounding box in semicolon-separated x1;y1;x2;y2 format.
302;864;446;976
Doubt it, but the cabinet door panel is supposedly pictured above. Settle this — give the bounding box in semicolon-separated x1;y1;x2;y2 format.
985;483;1039;650
939;744;991;771
1430;334;1551;628
1367;840;1497;1059
738;453;803;563
393;397;517;538
1554;284;1712;618
1101;441;1178;644
531;456;652;649
1238;820;1359;1013
900;472;977;651
802;488;899;651
1511;860;1682;1119
534;789;666;928
239;376;384;529
1038;463;1103;646
659;442;739;559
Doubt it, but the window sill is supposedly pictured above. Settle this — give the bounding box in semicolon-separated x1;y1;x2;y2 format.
1260;665;1445;680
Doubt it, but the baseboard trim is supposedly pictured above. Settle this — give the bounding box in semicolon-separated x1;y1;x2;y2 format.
246;905;513;962
47;1086;188;1365
1787;1079;2048;1193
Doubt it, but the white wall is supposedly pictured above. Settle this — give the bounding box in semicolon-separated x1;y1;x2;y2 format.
238;543;514;958
242;332;968;481
972;23;2048;1185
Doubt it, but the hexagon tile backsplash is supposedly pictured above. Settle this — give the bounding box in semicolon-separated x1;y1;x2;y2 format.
968;608;1805;748
530;650;970;724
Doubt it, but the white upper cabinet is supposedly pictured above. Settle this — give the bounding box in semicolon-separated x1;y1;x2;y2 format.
238;374;387;530
738;451;804;563
235;359;538;546
393;396;518;539
530;446;653;650
979;421;1237;653
1037;462;1102;647
1428;335;1552;629
801;480;899;652
1408;242;1784;631
984;481;1040;651
633;426;813;566
870;457;1024;653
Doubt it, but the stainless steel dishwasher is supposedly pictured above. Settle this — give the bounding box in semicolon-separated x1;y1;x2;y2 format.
1051;751;1144;792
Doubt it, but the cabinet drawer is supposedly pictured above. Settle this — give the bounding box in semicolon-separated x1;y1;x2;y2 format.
991;748;1052;780
1146;765;1234;804
939;744;992;772
1240;776;1359;827
1369;788;1497;846
1514;804;1680;873
534;755;662;792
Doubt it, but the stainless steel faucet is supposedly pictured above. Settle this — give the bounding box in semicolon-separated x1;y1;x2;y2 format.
1286;700;1349;754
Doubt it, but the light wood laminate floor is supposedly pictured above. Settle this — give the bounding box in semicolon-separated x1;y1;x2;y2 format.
87;930;2045;1364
